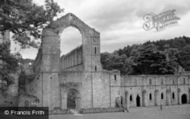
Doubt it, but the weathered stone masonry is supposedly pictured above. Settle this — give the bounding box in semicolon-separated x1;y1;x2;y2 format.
60;45;83;71
19;13;121;111
18;13;190;112
121;74;190;108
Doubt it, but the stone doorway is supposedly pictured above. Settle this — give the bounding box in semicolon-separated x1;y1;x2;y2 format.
136;95;141;107
67;89;80;109
181;94;187;104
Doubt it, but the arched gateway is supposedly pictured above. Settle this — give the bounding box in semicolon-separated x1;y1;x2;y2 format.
42;13;101;72
67;89;81;109
181;94;188;104
136;95;141;107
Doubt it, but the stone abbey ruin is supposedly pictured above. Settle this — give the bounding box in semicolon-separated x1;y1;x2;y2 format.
1;13;190;113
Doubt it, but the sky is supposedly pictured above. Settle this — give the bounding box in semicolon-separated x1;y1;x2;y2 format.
11;0;190;59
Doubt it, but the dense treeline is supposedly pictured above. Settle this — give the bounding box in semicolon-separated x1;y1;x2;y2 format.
101;36;190;75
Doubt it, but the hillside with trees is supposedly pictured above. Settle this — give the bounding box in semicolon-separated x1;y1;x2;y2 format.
101;36;190;75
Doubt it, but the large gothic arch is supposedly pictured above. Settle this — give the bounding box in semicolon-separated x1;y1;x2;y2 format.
42;13;101;72
40;13;102;110
48;13;95;38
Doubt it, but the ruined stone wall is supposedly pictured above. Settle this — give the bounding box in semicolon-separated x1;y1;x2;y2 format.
92;71;110;108
91;70;121;108
50;13;102;110
121;75;190;107
18;27;61;110
60;71;83;83
58;68;121;109
24;73;42;105
60;45;83;71
20;13;123;111
21;13;190;112
19;47;43;107
59;71;83;109
33;48;42;74
39;29;60;110
109;70;121;107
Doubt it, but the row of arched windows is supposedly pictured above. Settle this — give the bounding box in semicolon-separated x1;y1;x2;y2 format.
129;92;176;102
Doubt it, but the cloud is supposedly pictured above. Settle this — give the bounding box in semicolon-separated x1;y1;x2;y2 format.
17;0;190;59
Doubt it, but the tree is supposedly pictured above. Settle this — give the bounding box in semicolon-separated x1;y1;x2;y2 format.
0;0;63;48
0;42;20;89
101;36;190;75
163;46;181;71
0;0;63;89
100;52;111;70
101;52;133;75
179;45;190;71
131;44;174;75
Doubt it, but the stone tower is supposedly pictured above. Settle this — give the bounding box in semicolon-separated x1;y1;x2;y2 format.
38;13;102;110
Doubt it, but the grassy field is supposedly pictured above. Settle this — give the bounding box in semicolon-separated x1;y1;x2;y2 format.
50;105;190;119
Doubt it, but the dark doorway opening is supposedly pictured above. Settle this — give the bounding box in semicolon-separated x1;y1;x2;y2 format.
172;93;175;99
181;94;187;104
161;93;164;99
67;90;77;109
136;95;141;107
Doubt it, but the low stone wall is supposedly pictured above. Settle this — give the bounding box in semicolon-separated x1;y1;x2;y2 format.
49;109;72;115
49;108;123;115
79;107;123;114
49;107;123;115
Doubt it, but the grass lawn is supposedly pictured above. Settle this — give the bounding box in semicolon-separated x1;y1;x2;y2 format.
50;105;190;119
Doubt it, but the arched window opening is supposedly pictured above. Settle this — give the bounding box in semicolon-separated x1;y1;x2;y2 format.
60;27;83;70
95;47;97;54
172;92;175;99
161;93;164;99
60;27;82;56
114;75;117;81
149;93;152;100
130;95;133;101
